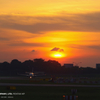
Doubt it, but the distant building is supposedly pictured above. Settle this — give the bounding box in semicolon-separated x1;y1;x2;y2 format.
64;64;73;68
96;64;100;69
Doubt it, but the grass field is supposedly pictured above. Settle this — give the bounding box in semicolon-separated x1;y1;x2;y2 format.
0;86;100;100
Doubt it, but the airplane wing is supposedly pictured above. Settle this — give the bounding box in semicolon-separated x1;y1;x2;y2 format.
17;73;28;76
17;73;37;76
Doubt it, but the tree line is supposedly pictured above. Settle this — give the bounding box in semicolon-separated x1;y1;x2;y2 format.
0;58;99;76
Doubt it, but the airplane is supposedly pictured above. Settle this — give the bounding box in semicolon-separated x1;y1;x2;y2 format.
25;72;37;78
18;68;37;78
18;68;45;78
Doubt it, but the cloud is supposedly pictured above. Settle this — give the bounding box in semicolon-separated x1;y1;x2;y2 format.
59;49;64;52
51;47;64;52
31;50;35;52
51;47;60;51
0;12;100;33
0;37;9;41
9;42;45;47
69;44;100;50
87;45;100;50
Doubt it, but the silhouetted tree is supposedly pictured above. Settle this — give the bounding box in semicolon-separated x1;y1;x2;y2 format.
0;58;98;76
33;58;45;71
1;61;10;70
45;60;61;74
22;60;34;72
10;59;21;67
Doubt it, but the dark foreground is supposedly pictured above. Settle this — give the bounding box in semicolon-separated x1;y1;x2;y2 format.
0;86;100;100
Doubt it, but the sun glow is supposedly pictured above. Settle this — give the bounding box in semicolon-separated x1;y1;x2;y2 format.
51;52;65;58
54;54;62;57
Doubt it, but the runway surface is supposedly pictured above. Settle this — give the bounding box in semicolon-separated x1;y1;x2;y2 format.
0;83;100;87
0;77;30;80
0;77;100;87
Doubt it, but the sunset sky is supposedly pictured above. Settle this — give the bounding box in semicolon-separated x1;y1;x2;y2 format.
0;0;100;68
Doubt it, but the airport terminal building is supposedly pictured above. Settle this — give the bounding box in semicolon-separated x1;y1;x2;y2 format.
96;64;100;69
64;64;73;68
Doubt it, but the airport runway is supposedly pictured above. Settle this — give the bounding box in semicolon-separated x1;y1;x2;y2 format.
0;83;100;87
0;77;30;80
0;77;100;87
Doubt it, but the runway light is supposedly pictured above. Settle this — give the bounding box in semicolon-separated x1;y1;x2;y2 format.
63;95;65;97
30;76;32;79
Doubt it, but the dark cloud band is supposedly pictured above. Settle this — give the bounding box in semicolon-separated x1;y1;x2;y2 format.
0;12;100;33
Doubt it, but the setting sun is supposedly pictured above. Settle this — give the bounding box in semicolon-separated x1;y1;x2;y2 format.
51;52;65;58
54;54;62;58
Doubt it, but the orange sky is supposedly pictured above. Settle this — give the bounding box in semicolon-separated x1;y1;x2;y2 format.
0;0;100;68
